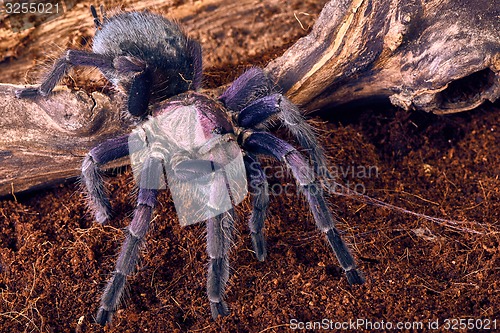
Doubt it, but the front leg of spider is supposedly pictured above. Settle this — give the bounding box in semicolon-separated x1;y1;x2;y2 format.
220;67;327;174
15;6;111;99
16;5;202;119
15;48;152;119
206;209;234;319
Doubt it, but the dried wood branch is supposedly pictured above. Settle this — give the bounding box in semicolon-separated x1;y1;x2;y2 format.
266;0;500;114
0;84;130;196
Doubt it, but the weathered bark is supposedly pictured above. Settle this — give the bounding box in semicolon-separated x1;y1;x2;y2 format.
0;84;131;196
266;0;500;114
0;0;499;196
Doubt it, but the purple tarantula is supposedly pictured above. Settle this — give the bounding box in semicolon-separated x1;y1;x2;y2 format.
16;5;364;325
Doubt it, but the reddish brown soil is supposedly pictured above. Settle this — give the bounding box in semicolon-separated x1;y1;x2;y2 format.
0;1;499;333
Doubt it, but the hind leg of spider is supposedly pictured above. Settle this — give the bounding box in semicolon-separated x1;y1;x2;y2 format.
244;154;269;261
15;50;113;98
96;156;162;325
81;134;135;224
243;132;365;285
206;209;235;319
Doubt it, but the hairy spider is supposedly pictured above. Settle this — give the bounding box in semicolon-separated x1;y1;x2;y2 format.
16;6;364;325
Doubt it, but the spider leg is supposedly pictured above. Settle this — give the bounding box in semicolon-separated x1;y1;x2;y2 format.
15;50;113;98
219;67;273;112
243;131;365;285
14;45;152;118
220;67;326;172
244;153;269;261
96;156;162;325
81;134;131;224
206;209;235;320
238;93;327;174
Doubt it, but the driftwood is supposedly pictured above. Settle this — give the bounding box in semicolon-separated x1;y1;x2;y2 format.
0;84;131;196
1;0;499;196
266;0;500;114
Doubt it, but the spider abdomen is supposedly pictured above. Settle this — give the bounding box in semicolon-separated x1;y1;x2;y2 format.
92;11;202;101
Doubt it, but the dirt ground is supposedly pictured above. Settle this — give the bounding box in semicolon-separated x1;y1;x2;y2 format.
0;1;499;332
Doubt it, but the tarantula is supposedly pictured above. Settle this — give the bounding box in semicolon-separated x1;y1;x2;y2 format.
16;5;364;325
